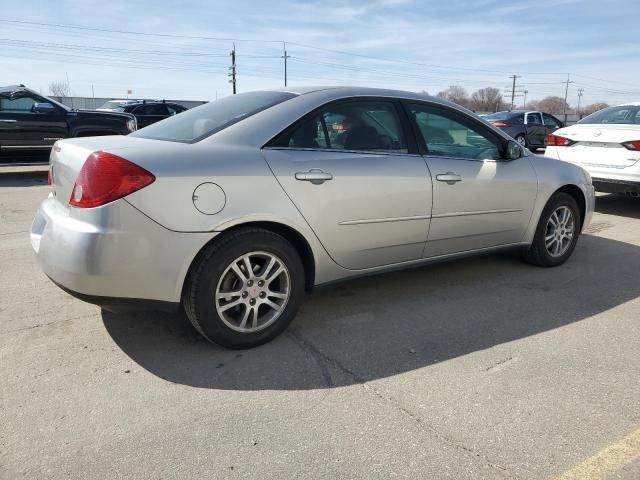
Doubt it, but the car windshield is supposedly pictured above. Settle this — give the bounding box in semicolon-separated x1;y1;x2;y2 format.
578;105;640;124
130;91;297;143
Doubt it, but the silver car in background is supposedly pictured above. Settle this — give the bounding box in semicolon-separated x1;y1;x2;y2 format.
31;87;595;348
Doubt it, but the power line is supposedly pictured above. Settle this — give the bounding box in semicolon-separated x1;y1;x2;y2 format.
0;17;572;78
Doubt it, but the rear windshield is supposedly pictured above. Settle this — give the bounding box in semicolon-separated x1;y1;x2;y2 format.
485;112;524;123
579;105;640;125
99;101;128;110
130;91;297;143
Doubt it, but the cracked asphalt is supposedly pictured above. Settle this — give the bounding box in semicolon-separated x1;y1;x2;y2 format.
2;169;640;479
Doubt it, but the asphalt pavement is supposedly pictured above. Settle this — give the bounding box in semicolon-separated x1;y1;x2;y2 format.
1;169;639;479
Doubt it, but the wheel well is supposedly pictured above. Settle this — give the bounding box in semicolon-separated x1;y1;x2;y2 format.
556;184;586;227
184;222;316;296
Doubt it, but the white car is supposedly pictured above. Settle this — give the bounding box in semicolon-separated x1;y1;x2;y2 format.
545;103;640;196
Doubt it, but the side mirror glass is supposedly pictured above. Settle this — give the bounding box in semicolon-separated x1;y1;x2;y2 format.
32;102;56;114
506;140;522;160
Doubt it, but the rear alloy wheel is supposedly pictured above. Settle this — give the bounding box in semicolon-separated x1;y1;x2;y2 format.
515;134;527;147
523;192;581;267
215;252;291;333
184;228;305;349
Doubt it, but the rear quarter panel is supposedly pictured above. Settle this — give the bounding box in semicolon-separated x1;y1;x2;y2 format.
122;142;346;285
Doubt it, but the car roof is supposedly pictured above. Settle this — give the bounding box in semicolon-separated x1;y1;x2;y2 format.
0;84;28;95
613;102;640;107
206;85;516;147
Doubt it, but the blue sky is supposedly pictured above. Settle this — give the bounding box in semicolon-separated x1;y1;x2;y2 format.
1;0;638;106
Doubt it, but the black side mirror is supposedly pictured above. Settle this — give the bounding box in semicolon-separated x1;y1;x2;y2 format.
506;140;522;160
32;102;56;114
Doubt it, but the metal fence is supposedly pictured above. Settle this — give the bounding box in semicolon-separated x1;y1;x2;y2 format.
49;96;207;110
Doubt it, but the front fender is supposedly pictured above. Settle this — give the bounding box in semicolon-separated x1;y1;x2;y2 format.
524;155;594;243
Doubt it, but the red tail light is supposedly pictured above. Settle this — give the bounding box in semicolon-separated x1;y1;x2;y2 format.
69;151;155;208
490;121;511;128
547;134;575;147
47;167;53;186
622;140;640;151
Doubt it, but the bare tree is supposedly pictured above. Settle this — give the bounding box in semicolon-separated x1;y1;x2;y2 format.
436;85;470;108
581;102;609;116
536;96;570;114
48;79;71;97
524;100;540;110
469;87;505;112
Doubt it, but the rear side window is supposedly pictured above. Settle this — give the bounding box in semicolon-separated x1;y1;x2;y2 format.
543;113;561;128
131;91;296;143
526;113;543;124
134;104;168;116
0;95;37;112
167;104;186;115
273;101;408;153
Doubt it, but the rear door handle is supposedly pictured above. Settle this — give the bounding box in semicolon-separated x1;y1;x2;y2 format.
295;169;333;185
436;172;462;185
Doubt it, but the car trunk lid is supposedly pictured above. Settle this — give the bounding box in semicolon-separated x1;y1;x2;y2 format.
553;124;640;169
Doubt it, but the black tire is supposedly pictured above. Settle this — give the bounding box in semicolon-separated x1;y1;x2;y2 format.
183;227;305;349
515;134;527;148
523;192;581;267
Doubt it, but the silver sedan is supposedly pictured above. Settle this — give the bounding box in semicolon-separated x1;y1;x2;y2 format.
31;87;595;348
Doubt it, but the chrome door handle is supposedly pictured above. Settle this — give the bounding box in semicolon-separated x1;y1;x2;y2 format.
295;169;333;185
436;172;462;185
0;119;18;123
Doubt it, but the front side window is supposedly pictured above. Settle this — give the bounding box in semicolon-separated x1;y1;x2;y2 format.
131;91;296;143
275;101;408;153
408;104;502;160
0;95;37;112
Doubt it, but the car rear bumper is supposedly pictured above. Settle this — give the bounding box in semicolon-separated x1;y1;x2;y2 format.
592;178;640;195
31;195;216;304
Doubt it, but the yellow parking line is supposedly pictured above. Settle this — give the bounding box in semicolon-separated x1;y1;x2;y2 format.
554;427;640;480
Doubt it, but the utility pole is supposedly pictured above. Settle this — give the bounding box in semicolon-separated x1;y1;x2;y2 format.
505;75;522;110
523;90;528;108
282;41;291;87
229;43;237;95
508;75;521;110
563;74;574;120
577;87;584;117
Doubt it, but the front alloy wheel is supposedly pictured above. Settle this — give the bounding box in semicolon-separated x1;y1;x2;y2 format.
522;192;581;267
544;206;575;258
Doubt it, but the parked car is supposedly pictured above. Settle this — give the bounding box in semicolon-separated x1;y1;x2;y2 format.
98;99;187;128
545;102;640;195
484;110;564;149
0;85;136;154
31;87;594;349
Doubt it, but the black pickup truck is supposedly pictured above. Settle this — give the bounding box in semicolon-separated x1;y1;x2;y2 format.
0;85;137;155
